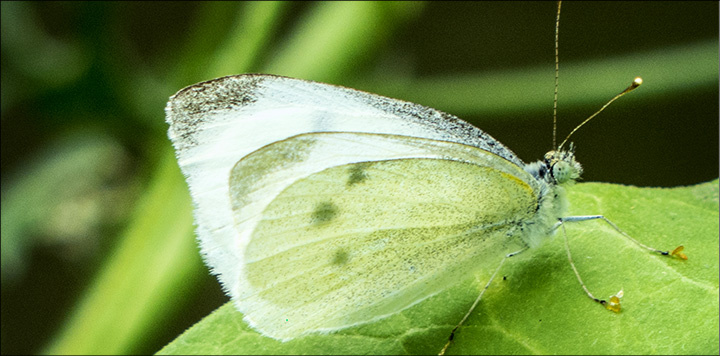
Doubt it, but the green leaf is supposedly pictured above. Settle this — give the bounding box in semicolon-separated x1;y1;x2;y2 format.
158;179;719;355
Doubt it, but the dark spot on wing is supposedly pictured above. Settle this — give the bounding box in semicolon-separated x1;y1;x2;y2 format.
347;163;370;186
312;201;338;225
331;248;349;266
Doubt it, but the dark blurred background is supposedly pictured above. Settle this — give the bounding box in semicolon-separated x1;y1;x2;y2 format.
1;2;717;354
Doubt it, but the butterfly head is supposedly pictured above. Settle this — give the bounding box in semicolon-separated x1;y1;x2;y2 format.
525;143;583;186
545;143;583;185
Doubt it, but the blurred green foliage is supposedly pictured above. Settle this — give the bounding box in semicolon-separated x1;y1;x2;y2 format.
1;2;717;354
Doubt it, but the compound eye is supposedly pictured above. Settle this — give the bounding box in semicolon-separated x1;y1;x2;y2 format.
552;161;571;184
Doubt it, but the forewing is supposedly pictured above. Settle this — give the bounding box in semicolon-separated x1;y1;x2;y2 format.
164;75;535;340
228;133;539;340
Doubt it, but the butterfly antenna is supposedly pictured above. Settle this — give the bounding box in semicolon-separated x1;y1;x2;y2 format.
557;77;643;151
552;0;562;149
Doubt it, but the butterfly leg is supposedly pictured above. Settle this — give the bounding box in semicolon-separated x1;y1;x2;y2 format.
554;215;686;313
555;215;685;257
439;247;528;355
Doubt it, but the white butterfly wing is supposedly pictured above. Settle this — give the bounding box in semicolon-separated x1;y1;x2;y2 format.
165;75;533;340
230;132;538;340
166;74;522;166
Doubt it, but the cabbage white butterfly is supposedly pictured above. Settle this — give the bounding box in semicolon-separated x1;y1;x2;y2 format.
165;73;683;342
164;2;687;352
166;73;553;341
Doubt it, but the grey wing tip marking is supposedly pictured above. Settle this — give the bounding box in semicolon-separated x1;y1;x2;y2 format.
165;74;281;149
167;74;269;120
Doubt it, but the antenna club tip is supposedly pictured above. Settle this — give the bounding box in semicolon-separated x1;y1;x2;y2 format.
632;77;643;88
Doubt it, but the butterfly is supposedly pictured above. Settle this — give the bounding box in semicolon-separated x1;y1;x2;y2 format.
165;73;685;347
